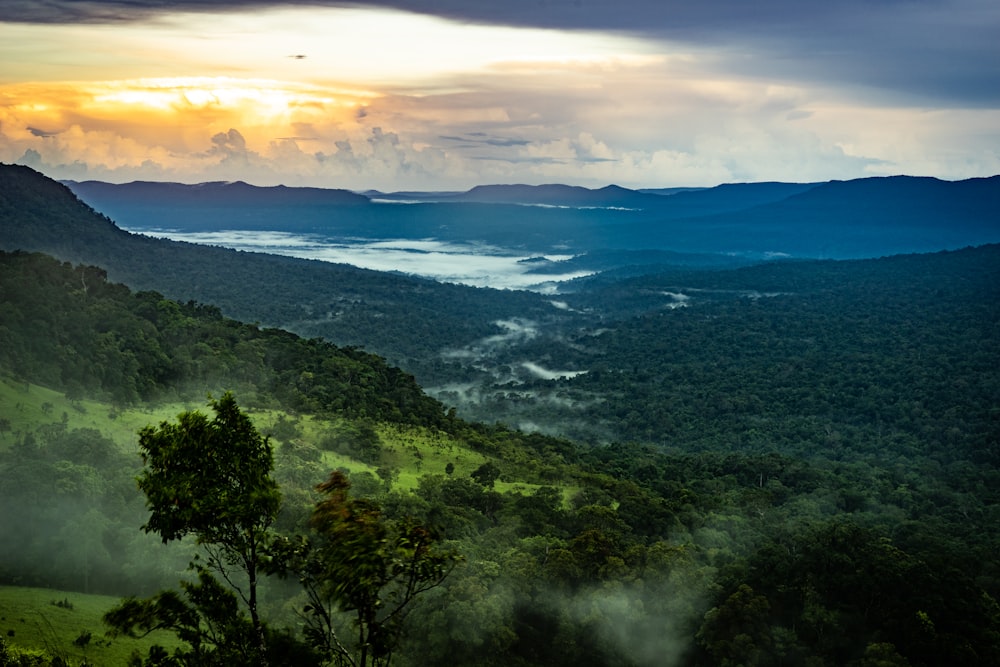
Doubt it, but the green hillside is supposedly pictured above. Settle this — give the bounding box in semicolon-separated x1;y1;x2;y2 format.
0;250;452;425
0;163;563;379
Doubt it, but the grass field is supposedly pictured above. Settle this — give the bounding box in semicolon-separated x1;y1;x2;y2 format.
0;585;182;665
0;376;202;454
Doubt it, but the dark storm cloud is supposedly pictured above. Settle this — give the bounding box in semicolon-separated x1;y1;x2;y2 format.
3;0;998;106
0;0;934;32
441;134;532;148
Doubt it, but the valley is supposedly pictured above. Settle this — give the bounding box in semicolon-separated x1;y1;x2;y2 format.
1;164;999;666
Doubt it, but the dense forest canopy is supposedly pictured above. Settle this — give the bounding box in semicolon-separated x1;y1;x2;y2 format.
478;245;1000;452
0;251;452;427
1;165;999;666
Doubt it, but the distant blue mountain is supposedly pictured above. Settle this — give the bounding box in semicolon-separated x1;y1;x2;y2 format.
363;181;818;214
647;181;821;218
61;174;1000;260
623;175;1000;257
442;183;660;208
69;179;370;206
363;183;650;207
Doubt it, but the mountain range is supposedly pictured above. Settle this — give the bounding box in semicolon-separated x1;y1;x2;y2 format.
63;174;1000;259
0;166;1000;441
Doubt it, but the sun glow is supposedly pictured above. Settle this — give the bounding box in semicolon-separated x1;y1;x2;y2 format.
88;77;373;115
0;76;378;148
0;4;674;186
0;74;385;178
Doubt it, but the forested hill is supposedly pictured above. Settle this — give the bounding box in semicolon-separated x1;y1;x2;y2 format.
572;245;1000;454
0;250;449;427
0;164;563;371
0;163;130;256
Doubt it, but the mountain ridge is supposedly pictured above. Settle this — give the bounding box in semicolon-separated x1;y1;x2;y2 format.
59;172;1000;259
66;178;371;207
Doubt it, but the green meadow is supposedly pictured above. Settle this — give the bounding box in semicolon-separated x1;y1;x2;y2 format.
0;586;182;665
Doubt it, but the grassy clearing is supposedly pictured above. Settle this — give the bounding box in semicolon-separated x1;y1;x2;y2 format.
0;586;182;666
1;376;575;501
377;423;488;489
0;376;200;454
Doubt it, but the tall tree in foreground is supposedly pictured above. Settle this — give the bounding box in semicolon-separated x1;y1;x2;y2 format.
274;471;458;667
106;393;282;665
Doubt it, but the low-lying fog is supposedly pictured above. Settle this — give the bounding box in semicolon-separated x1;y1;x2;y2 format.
125;228;593;291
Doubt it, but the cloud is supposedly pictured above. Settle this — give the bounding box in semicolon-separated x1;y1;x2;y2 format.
520;362;587;381
1;3;997;189
441;133;531;148
3;1;997;107
4;74;993;190
210;128;247;153
205;128;259;169
121;230;593;289
0;1;972;36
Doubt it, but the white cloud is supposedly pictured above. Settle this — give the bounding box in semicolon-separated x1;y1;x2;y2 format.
520;362;587;380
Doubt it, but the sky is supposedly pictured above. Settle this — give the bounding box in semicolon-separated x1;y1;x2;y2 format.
0;0;998;191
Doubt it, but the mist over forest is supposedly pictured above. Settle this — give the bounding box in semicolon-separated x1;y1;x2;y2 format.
1;163;999;666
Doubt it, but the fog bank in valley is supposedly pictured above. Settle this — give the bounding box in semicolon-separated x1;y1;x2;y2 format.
125;228;592;291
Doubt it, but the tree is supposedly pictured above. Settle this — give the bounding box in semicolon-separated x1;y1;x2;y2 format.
108;393;281;665
273;471;458;667
697;584;775;666
471;461;500;489
105;569;284;666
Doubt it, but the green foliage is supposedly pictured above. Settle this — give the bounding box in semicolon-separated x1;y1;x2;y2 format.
0;251;451;427
0;424;163;595
318;421;383;464
0;636;56;667
708;520;1000;667
128;393;282;664
273;472;458;667
2;165;999;667
470;461;500;488
104;569;282;667
137;393;280;546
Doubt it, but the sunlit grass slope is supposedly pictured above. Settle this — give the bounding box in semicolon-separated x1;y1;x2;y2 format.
0;375;565;498
0;586;182;665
